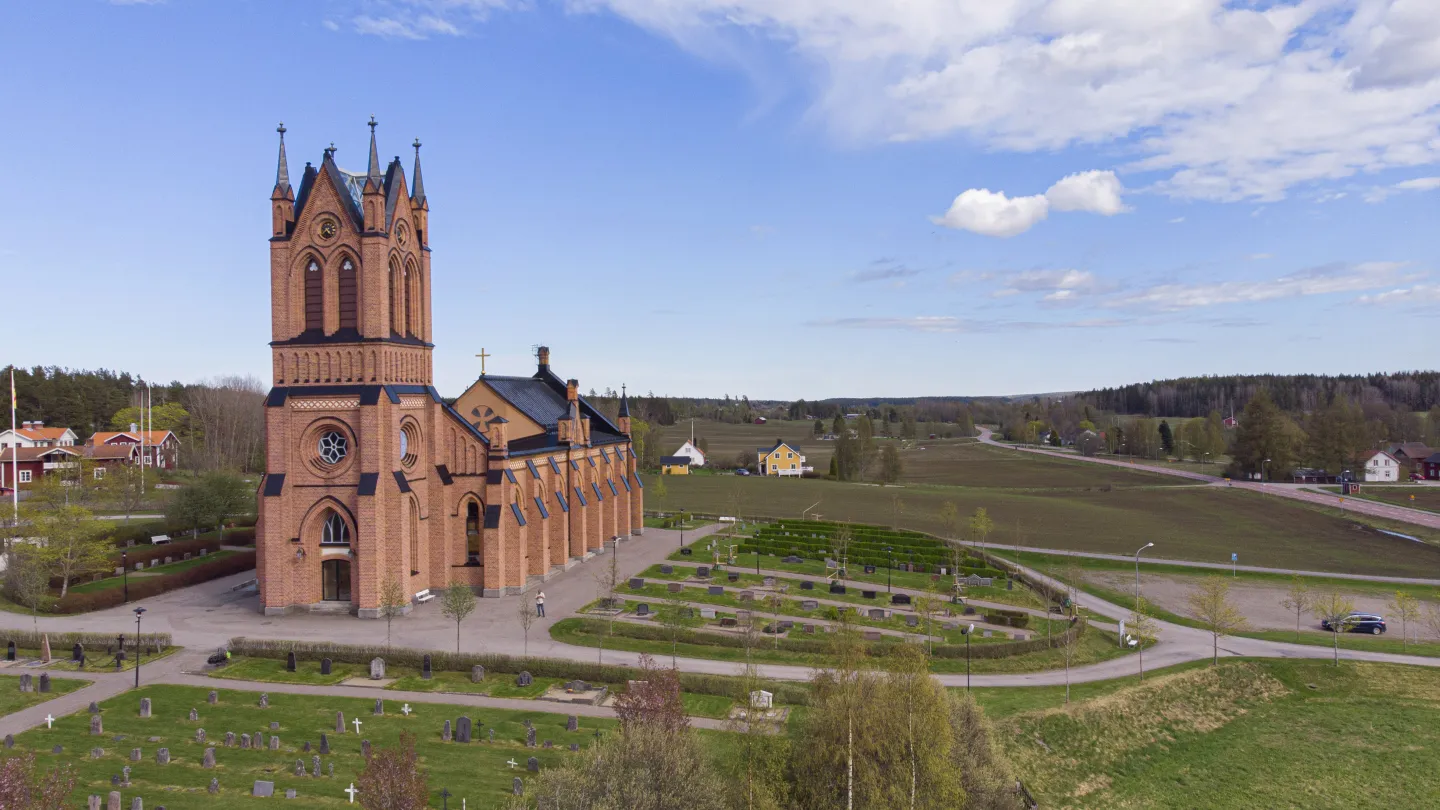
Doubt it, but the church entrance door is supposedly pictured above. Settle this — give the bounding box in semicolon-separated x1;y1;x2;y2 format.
322;559;352;602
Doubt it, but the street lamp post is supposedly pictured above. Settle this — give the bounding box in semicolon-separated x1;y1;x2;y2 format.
885;546;893;593
1133;542;1154;609
122;551;129;604
1262;458;1271;484
132;607;146;689
963;623;974;690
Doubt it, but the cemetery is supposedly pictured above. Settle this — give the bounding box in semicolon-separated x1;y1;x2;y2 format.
0;630;179;675
4;683;617;808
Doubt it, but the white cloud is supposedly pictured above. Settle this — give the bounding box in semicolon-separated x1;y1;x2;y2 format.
931;188;1049;238
1356;284;1440;306
323;19;341;30
352;1;508;38
1168;217;1185;224
806;315;1129;332
1248;253;1272;261
1045;170;1127;215
848;261;921;283
1367;175;1440;202
1106;261;1416;311
552;0;1440;203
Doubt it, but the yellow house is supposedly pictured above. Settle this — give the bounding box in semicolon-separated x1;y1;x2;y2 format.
660;455;692;475
757;441;807;477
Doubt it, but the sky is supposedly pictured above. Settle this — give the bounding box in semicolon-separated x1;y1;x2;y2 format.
2;0;1438;401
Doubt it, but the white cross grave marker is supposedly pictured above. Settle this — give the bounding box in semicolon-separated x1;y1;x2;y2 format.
401;704;412;716
345;783;359;804
352;717;363;734
506;758;518;769
44;714;54;729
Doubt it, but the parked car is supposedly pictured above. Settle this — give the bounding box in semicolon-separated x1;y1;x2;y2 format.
1321;612;1386;635
1411;473;1426;482
734;468;750;476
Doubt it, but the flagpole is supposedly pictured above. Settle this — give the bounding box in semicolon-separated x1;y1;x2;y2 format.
138;382;145;497
10;368;18;527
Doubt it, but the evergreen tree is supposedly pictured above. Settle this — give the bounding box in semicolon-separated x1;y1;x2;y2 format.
1230;389;1300;478
1158;420;1174;455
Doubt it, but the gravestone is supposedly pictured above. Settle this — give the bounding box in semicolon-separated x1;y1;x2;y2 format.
319;734;330;754
335;712;345;733
659;564;674;574
803;624;816;634
681;607;695;618
700;607;717;619
829;583;846;595
188;709;198;722
825;558;838;570
269;735;280;751
801;599;818;610
320;658;332;676
862;590;877;599
720;617;737;627
89;796;102;810
737;610;752;622
259;694;268;709
130;748;141;761
442;720;451;742
286;652;296;672
471;665;485;683
373;699;383;715
369;658;385;679
286;789;297;799
569;743;580;751
490;728;495;743
156;748;169;764
38;674;50;693
516;671;533;687
361;739;371;757
456;716;472;743
421;654;432;680
302;741;309;752
680;547;692;555
635;604;650;617
312;755;321;777
708;586;724;596
543;740;553;748
240;734;251;749
91;715;104;735
3;734;11;749
667;582;684;593
328;762;334;777
202;747;216;768
864;565;877;574
512;778;523;796
139;698;151;718
129;797;142;810
19;674;32;692
207;691;217;705
252;781;274;798
526;727;536;747
73;643;84;662
762;576;776;587
4;641;12;661
566;715;578;732
89;748;104;758
195;729;205;743
783;555;803;563
800;580;814;590
862;631;882;641
208;778;218;794
738;590;754;601
727;572;740;583
270;721;279;730
891;593;912;605
122;766;131;785
868;609;885;620
1014;633;1027;641
905;615;919;627
108;792;121;810
628;578;644;589
696;566;710;577
981;630;992;639
779;620;794;630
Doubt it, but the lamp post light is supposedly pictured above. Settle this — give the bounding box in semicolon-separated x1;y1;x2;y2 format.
885;546;894;593
122;551;129;604
1133;542;1154;609
963;623;974;690
1262;458;1271;484
132;607;146;688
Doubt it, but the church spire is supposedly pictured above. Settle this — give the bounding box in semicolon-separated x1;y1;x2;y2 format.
618;384;630;417
273;123;291;194
366;115;382;187
411;138;426;204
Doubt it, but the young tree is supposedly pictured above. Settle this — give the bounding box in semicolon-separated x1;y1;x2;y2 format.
728;647;788;810
889;493;904;529
356;731;429;810
660;590;690;667
1186;577;1249;664
515;591;538;658
651;476;669;516
1279;576;1312;642
1313;590;1357;666
1387;591;1421;647
592;545;622;664
612;654;689;735
26;503;111;598
1424;600;1440;645
377;576;406;651
1060;561;1085;703
913;589;940;656
439;581;476;654
3;546;54;629
97;462;147;523
878;444;903;485
0;751;77;810
765;592;784;650
968;507;994;553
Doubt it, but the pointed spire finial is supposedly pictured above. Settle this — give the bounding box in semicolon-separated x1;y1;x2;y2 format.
324;142;337;161
274;123;291;192
618;384;631;418
410;137;427;204
366;115;382;184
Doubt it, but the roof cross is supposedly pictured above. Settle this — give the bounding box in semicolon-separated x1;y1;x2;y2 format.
477;349;491;376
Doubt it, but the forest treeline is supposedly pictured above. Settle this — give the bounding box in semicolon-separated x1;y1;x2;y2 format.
1074;371;1440;418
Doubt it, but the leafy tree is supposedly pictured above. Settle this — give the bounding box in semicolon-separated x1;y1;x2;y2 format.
1387;591;1421;647
0;750;77;810
3;546;55;628
878;444;903;485
1230;389;1301;479
813;419;825;437
613;654;689;735
439;582;476;654
109;401;190;433
728;647;788;810
378;576;406;651
968;506;994;552
25;502;111;598
97;462;147;523
827;455;838;479
1048;429;1062;447
1313;590;1357;665
660;590;690;667
1279;576;1312;642
166;471;251;538
1186;577;1249;664
356;731;429;810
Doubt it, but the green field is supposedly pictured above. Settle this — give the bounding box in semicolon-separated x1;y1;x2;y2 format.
895;439;1185;489
10;684;619;809
1001;659;1440;808
0;672;88;716
1318;484;1440;513
68;551;246;594
648;474;1440;578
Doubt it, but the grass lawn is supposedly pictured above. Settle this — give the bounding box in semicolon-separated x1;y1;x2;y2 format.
210;657;564;699
646;474;1440;578
10;683;620;809
680;692;734;719
9;645;181;673
0;672;89;715
1001;659;1440;808
67;551;246;594
895;439;1186;489
1319;484;1440;514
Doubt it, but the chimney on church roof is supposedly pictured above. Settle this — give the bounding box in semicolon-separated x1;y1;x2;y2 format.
566;379;578;403
536;346;550;370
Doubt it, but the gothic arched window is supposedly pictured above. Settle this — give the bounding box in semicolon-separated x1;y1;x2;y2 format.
304;260;323;331
408;498;421;574
338;259;357;330
320;509;349;545
465;501;481;565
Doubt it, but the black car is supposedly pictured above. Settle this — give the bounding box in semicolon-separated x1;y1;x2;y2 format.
1321;612;1386;635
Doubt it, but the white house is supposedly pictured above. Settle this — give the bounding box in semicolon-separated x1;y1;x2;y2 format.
0;421;79;450
1362;450;1400;482
673;440;706;468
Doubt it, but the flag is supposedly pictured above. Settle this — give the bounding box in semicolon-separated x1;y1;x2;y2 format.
8;368;13;412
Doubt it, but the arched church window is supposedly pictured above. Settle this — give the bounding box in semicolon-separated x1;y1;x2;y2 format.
466;501;481;565
408;498;421;574
320;510;349;545
338;259;357;330
304;260;323;331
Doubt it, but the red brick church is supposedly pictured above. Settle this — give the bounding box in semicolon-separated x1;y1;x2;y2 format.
256;120;642;617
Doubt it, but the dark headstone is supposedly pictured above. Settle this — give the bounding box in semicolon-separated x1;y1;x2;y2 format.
19;673;31;692
660;564;674;574
91;715;103;735
471;665;485;683
516;671;533;687
527;756;539;772
628;577;644;589
513;777;523;796
4;641;12;661
830;583;846;595
635;603;650;616
38;674;50;693
696;566;710;577
208;778;218;794
302;740;309;752
361;739;371;757
188;708;198;722
89;701;101;714
2;734;11;749
258;693;268;709
544;739;553;748
442;720;451;742
667;582;684;593
891;593;911;605
422;654;432;680
570;743;580;751
720;617;738;627
335;711;345;733
270;721;279;730
680;547;692;555
456;716;472;743
727;572;740;582
526;727;536;747
708;585;725;596
320;658;332;675
207;691;218;704
800;580;814;590
156;748;169;764
286;651;297;672
319;734;329;755
566;715;578;732
373;699;383;716
862;590;877;599
73;642;84;662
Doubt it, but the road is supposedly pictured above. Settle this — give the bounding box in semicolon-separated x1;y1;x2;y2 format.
2;521;1439;734
976;426;1440;531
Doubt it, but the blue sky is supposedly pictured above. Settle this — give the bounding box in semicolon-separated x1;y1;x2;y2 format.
2;0;1438;400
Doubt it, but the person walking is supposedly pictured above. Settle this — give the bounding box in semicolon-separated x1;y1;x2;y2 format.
535;590;546;618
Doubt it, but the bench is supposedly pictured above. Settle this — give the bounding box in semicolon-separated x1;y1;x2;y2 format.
150;535;171;545
414;589;436;604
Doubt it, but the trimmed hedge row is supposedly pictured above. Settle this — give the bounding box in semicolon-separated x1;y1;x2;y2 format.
572;617;1085;661
0;629;172;652
983;609;1031;629
52;551;256;613
226;637;812;706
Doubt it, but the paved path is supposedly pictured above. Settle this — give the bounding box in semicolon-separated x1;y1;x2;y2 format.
977;426;1440;531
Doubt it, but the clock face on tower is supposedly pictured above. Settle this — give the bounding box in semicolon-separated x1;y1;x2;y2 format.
318;219;338;240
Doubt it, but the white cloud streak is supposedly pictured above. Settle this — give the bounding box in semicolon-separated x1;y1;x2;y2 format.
933;170;1127;237
1106;261;1416;311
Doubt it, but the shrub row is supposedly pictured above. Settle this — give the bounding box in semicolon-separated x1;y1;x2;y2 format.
983;609;1031;629
108;521;169;548
226;527;257;545
114;537;219;567
226;637;811;706
570;617;1084;662
0;629;172;652
52;551;256;613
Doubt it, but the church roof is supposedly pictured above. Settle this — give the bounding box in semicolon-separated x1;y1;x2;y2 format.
484;375;571;428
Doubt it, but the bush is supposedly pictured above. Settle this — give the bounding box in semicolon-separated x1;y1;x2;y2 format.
226;636;812;706
51;552;256;614
108;521;168;548
0;629;171;652
226;527;256;545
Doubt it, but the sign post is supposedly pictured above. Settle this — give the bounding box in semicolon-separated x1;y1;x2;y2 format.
1231;552;1237;577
